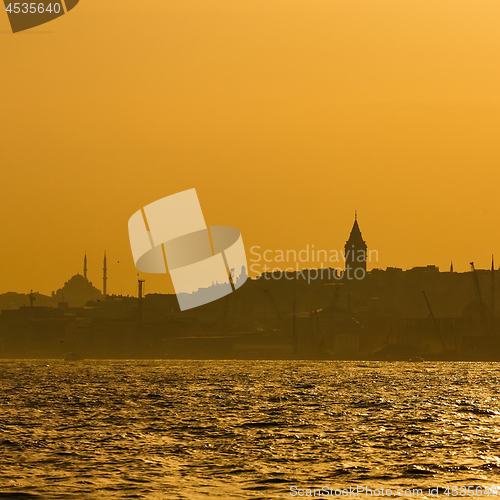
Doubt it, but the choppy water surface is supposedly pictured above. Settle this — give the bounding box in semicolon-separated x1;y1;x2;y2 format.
1;360;500;499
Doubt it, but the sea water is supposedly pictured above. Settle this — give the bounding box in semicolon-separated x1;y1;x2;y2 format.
1;360;499;499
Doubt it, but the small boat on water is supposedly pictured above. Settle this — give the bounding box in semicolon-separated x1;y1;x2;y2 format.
64;352;83;362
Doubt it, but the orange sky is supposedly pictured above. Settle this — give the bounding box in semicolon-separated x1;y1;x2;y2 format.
1;0;500;296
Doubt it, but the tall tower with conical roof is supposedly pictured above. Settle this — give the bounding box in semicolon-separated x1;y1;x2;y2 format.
103;252;107;296
344;212;367;279
83;252;88;280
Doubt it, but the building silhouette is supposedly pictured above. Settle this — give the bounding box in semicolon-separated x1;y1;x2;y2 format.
49;252;108;307
344;212;367;278
3;216;500;360
52;274;102;307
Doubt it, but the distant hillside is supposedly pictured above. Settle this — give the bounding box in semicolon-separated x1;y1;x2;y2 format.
0;292;54;311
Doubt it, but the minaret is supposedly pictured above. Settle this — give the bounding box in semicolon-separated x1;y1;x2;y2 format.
344;211;367;279
83;252;88;280
450;261;454;273
103;251;107;296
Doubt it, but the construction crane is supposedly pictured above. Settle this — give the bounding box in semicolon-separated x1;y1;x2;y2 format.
470;262;489;335
262;289;287;334
422;290;447;353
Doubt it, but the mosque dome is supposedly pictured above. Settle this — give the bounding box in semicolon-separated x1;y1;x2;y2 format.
54;273;102;307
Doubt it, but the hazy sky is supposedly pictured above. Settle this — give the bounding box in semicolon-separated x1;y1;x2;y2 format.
1;0;500;296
